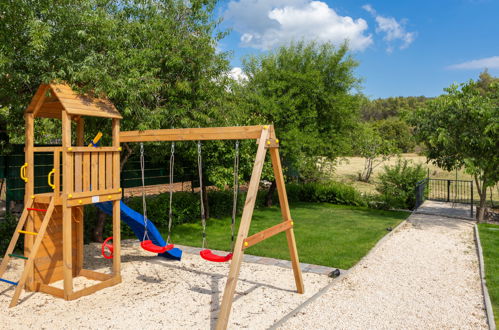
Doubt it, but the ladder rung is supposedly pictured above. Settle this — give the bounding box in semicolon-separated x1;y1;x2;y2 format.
8;254;28;260
27;208;47;212
0;278;18;286
18;230;38;236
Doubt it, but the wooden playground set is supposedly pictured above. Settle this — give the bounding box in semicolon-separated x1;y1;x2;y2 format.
0;83;304;329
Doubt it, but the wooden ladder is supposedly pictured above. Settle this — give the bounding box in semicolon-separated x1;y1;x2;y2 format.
0;197;55;307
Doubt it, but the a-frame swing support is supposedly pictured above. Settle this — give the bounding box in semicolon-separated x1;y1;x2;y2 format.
120;125;304;330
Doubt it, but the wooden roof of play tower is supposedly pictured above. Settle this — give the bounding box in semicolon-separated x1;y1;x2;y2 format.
25;83;122;120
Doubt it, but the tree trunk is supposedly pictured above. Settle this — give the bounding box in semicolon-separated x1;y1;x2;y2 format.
360;158;373;182
266;180;276;207
93;210;106;242
474;174;488;222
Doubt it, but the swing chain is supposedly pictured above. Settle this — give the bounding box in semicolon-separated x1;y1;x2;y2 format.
197;141;207;249
140;142;149;242
231;141;240;250
167;142;175;243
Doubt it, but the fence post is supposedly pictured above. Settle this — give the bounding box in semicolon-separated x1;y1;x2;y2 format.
447;180;450;202
470;181;474;219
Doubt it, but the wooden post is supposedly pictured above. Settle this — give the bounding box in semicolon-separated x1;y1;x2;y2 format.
76;118;84;273
24;112;35;291
216;128;269;330
61;111;73;298
269;147;304;294
112;119;121;277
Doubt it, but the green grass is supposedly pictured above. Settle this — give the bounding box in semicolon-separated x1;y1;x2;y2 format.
163;203;407;270
478;223;499;326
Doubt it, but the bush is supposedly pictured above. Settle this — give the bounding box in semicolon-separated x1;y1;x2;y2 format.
376;158;426;209
274;182;366;207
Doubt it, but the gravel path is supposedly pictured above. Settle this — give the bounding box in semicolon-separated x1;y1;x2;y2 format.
279;213;487;329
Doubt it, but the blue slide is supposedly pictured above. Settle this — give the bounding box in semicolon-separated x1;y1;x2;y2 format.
95;201;182;261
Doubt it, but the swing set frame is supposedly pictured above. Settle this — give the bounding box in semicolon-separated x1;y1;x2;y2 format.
9;84;302;330
121;125;304;330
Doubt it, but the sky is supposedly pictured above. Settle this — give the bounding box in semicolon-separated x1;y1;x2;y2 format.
215;0;499;98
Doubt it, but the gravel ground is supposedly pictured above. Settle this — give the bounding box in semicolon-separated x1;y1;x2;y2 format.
279;214;487;329
0;241;330;329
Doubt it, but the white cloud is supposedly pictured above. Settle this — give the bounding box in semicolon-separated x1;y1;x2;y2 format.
447;56;499;70
225;0;373;51
362;4;416;52
228;67;248;81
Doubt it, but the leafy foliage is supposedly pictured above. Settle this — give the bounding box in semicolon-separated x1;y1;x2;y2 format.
235;41;362;181
410;71;499;220
360;96;429;121
372;117;415;152
376;158;427;209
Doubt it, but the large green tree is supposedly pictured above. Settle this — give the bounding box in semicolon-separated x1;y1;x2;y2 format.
234;41;361;202
411;72;499;221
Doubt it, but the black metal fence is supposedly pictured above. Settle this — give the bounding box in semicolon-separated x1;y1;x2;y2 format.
415;178;474;217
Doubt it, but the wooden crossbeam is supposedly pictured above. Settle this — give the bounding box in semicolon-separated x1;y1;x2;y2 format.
119;125;269;143
242;220;293;249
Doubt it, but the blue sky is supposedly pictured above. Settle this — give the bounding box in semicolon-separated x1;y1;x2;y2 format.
216;0;499;98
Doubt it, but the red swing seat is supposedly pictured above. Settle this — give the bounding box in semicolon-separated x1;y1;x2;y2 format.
200;249;233;262
140;240;174;254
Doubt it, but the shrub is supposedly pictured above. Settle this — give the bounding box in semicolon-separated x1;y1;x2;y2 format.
376;158;426;209
275;182;366;207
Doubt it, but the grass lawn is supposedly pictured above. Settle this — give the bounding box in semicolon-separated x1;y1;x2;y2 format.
164;202;408;270
478;223;499;325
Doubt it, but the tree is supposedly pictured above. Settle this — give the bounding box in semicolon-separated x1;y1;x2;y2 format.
235;41;361;204
372;117;415;152
0;0;231;240
353;122;398;182
360;96;429;121
411;72;499;221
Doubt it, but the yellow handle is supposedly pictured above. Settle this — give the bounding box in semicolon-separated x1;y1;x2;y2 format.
88;131;103;147
48;168;56;190
20;163;28;183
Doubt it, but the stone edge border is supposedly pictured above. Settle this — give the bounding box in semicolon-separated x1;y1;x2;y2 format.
474;224;496;330
269;218;408;329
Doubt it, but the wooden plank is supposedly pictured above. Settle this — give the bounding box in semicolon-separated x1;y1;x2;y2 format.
61;111;73;298
9;199;55;307
67;147;120;152
119;125;266;143
98;152;105;190
24;112;35;290
37;284;65;299
74;153;82;192
31;85;49;117
216;128;269;330
33;146;62;152
68;188;121;199
106;152;113;189
270;147;304;294
68;275;121;301
242;220;293;249
53;151;60;197
67;193;121;207
112;119;121;276
83;152;90;191
91;153;98;191
26;84;48;112
79;269;112;282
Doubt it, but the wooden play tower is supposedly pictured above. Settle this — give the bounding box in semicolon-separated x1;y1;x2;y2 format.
0;83;304;330
0;83;123;307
